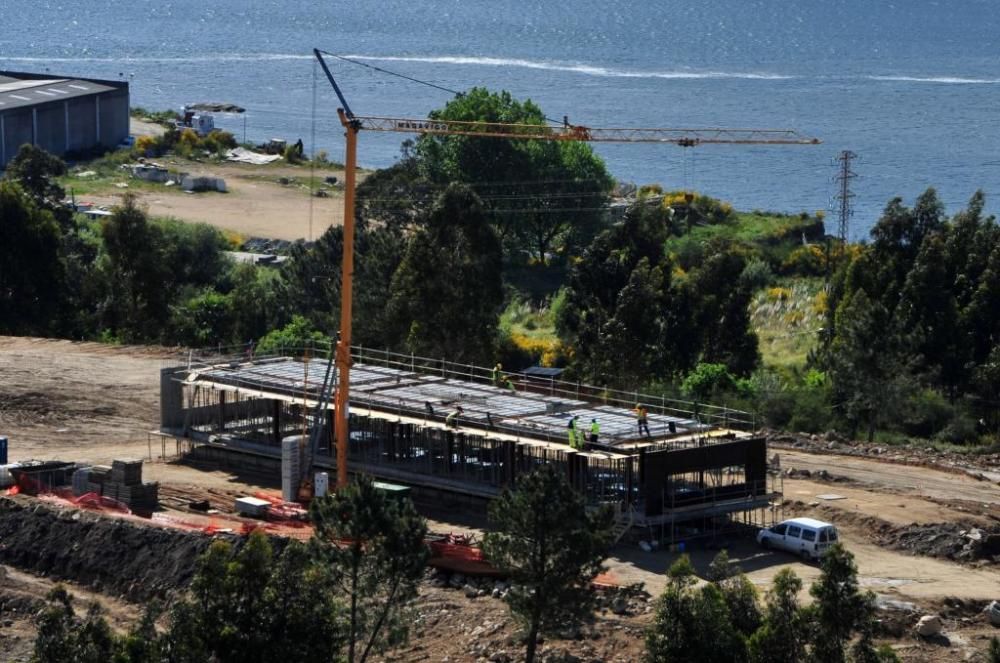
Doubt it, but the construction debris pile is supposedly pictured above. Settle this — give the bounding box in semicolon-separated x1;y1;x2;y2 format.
879;522;1000;562
72;459;159;512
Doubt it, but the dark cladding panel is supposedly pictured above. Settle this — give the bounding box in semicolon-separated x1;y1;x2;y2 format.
35;102;66;155
640;437;767;516
2;110;32;166
744;437;767;485
98;89;128;147
66;96;97;151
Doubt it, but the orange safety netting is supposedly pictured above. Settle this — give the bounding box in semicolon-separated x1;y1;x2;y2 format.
72;491;130;514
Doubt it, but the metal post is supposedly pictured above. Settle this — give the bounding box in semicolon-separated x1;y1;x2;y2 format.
334;111;358;489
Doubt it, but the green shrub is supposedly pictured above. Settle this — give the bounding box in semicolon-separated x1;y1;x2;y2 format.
496;328;539;371
256;316;331;356
934;413;979;445
284;144;303;164
202;130;237;155
786;384;833;433
740;258;774;290
171;290;233;347
781;245;826;277
681;363;739;401
900;388;954;437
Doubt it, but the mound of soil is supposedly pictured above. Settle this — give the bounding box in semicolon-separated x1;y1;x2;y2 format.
0;498;230;601
788;500;1000;563
880;522;1000;563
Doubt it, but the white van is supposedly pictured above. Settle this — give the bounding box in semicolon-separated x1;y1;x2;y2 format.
757;517;839;561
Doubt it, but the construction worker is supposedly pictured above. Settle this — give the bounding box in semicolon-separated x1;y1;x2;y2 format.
590;418;600;445
492;362;503;386
504;376;516;392
567;416;578;449
634;403;651;437
446;405;463;428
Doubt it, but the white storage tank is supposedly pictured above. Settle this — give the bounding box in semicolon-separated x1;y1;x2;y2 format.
0;463;21;488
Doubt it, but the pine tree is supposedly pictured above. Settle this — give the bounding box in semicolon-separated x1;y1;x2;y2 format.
645;555;748;663
707;550;761;638
482;465;612;663
310;477;429;663
747;568;806;663
384;183;504;364
809;544;875;663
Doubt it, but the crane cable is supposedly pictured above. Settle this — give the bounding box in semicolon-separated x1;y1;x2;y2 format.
308;58;318;241
316;49;568;127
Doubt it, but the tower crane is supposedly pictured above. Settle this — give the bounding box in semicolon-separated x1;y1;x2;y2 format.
311;48;820;491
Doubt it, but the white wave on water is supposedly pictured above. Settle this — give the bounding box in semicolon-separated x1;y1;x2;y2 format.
6;53;996;86
342;54;795;80
0;53;792;80
868;75;1000;84
0;54;313;64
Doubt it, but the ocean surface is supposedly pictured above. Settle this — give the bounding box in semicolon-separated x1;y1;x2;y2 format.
3;0;1000;238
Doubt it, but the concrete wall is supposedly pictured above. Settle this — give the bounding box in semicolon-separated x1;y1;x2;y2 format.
160;367;186;431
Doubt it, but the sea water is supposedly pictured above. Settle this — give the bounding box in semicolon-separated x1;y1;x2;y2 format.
2;0;999;237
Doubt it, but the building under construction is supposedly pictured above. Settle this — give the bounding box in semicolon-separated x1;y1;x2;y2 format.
160;347;781;542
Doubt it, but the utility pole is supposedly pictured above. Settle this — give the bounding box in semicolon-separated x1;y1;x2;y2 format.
834;150;857;245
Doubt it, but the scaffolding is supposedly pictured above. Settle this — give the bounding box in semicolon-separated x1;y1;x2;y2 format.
160;350;778;544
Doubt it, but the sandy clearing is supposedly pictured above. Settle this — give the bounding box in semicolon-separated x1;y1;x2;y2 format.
86;120;359;240
782;478;992;527
780;449;1000;507
81;176;345;241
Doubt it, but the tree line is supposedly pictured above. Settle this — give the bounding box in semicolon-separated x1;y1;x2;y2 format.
820;189;1000;441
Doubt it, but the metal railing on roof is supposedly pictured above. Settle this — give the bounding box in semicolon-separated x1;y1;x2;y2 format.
178;342;755;434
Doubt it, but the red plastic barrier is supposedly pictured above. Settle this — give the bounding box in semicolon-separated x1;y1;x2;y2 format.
73;492;130;514
428;540;485;562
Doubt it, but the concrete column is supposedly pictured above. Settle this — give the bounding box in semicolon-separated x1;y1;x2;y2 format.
272;400;281;444
159;367;185;431
64;101;70;152
217;391;226;432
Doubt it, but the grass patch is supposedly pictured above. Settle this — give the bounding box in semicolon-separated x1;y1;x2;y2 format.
870;430;997;455
668;211;822;248
750;277;825;371
60;147;351;199
500;297;558;342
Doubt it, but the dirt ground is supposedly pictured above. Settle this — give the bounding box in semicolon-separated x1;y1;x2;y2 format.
80;163;347;242
73;119;354;242
1;335;1000;661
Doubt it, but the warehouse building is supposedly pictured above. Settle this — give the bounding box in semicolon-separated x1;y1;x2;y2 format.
0;70;129;169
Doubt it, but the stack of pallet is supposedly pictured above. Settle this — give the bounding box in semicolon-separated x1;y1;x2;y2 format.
72;460;158;511
103;459;158;511
80;465;112;495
